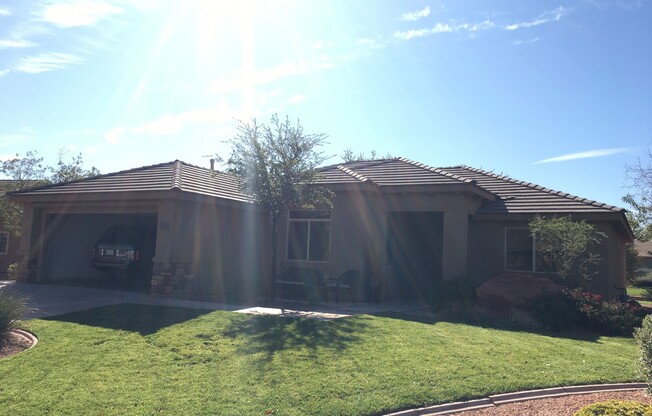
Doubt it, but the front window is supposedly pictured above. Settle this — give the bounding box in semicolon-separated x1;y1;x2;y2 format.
505;228;549;272
0;231;8;255
287;210;331;262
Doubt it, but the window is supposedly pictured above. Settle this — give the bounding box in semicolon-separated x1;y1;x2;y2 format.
504;228;549;273
0;231;8;255
287;210;331;262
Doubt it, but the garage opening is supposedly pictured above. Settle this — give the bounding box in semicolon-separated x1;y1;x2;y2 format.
41;213;158;292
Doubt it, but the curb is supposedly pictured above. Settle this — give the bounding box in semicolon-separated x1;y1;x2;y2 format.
11;329;38;351
384;383;647;416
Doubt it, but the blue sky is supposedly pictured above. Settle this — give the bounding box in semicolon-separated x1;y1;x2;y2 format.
0;0;650;207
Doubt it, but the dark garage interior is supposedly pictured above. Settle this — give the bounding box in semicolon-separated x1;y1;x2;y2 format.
41;213;158;291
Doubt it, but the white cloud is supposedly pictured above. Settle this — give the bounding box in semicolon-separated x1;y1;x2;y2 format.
0;6;10;16
505;7;567;31
209;60;334;94
14;52;85;74
395;6;568;41
400;6;430;22
104;104;242;143
286;94;305;104
534;147;632;164
0;69;9;77
394;23;453;40
40;0;123;28
0;39;37;49
513;37;540;45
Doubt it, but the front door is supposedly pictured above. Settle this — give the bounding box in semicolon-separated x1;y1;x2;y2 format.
388;212;443;299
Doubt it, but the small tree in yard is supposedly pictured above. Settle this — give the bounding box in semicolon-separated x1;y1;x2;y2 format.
225;114;333;300
529;215;606;285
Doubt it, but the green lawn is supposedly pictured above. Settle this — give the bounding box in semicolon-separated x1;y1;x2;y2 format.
628;286;649;298
0;304;642;416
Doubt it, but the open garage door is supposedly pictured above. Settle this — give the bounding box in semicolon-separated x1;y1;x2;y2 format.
42;213;157;291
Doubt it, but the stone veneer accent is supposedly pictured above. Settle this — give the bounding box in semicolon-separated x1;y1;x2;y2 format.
150;261;195;297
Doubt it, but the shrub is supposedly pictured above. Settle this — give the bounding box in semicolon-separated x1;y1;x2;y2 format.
635;315;652;394
429;278;477;312
573;400;652;416
527;290;583;331
528;289;646;335
0;289;28;343
6;259;26;281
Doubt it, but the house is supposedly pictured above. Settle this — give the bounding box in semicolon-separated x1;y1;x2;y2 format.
9;158;633;302
634;240;652;284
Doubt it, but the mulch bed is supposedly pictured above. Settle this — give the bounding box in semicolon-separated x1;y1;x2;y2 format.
0;330;33;358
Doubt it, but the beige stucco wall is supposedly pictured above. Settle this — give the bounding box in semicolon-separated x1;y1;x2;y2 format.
467;216;629;300
276;188;485;300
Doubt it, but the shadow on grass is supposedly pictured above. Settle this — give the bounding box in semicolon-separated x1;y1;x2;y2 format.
222;314;369;360
44;303;211;335
373;311;604;342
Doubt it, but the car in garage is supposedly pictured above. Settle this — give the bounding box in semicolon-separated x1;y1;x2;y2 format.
91;224;154;279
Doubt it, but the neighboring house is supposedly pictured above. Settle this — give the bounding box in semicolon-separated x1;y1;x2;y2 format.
0;180;24;278
9;158;633;302
634;240;652;284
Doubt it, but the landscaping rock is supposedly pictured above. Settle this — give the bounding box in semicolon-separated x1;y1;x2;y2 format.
476;273;564;309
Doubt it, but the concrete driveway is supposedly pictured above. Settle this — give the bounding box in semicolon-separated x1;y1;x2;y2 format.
2;281;247;319
1;281;426;320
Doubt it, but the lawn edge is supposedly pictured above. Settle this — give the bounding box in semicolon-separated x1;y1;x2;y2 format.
384;383;648;416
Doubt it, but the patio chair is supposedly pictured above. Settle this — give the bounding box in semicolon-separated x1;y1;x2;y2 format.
327;270;359;304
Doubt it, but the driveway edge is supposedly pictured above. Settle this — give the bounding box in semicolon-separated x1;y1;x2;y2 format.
384;383;648;416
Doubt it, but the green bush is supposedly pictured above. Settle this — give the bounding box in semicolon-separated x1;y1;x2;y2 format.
429;278;477;311
0;290;28;343
6;259;26;281
529;289;646;335
527;290;583;331
574;400;652;416
635;315;652;394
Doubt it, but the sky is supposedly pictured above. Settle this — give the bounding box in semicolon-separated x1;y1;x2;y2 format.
0;0;650;208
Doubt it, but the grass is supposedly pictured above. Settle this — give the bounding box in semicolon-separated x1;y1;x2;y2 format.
0;304;643;416
628;286;650;298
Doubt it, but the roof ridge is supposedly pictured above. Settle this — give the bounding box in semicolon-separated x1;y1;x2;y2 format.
171;160;183;190
457;165;623;213
319;157;397;171
398;157;476;185
336;165;377;185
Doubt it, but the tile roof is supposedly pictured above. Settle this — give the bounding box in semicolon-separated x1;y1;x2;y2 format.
10;158;625;215
10;161;252;203
316;158;475;187
441;165;623;214
319;158;624;215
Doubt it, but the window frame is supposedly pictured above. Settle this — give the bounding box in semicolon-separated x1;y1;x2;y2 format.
286;210;332;263
504;227;539;273
0;231;8;255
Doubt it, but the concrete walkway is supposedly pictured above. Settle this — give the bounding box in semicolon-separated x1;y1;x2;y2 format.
1;281;427;320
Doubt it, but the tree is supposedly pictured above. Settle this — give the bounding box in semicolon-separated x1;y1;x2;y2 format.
0;150;99;235
225;114;333;300
341;148;392;162
529;215;606;285
624;147;652;242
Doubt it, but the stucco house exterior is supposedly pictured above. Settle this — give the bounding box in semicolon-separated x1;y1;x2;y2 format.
9;157;633;302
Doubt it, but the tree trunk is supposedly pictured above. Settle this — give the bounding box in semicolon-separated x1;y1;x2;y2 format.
270;216;279;302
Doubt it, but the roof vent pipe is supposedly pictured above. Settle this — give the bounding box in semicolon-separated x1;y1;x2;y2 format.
210;158;215;171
